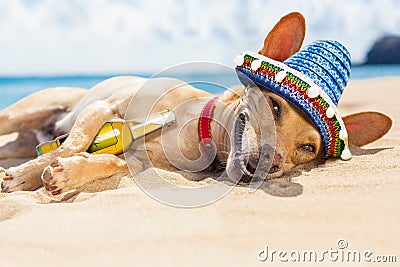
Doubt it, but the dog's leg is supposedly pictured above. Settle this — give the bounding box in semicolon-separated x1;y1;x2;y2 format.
41;152;130;195
0;106;68;136
0;87;85;136
0;130;39;159
1;99;119;192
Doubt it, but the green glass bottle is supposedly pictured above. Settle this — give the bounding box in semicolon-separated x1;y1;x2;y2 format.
36;109;176;156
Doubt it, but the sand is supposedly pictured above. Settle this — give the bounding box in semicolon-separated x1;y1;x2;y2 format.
0;77;399;266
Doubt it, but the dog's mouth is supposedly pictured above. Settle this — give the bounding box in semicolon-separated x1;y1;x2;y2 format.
230;109;275;183
233;111;255;182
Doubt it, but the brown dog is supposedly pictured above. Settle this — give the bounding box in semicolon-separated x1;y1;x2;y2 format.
0;12;392;195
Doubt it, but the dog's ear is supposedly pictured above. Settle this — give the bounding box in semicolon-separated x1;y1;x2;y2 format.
343;112;392;147
258;12;306;62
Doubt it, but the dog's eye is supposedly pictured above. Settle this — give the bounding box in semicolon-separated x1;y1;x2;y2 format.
300;144;316;154
270;97;281;120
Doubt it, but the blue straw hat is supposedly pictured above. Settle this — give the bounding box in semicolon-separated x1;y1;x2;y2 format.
234;40;352;160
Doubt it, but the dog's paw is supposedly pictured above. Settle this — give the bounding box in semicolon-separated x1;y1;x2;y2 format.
1;167;40;192
41;159;65;195
41;153;127;195
0;167;11;192
41;155;89;195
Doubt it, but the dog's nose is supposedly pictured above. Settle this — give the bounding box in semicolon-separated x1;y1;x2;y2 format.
272;152;282;166
260;144;274;161
260;144;282;165
257;144;283;175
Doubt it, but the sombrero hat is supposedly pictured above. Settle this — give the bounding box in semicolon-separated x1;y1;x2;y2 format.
234;40;352;160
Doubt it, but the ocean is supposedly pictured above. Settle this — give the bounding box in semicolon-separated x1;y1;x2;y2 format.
0;65;399;110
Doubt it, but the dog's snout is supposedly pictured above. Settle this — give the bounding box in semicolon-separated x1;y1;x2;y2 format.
260;144;274;160
260;144;281;164
272;152;282;166
268;152;282;174
259;144;282;173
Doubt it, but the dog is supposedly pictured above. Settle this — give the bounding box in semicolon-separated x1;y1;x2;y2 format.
0;12;392;195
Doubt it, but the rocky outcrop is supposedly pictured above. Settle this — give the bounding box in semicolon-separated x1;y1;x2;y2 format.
365;36;400;65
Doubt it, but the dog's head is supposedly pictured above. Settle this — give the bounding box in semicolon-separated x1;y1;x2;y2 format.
222;12;392;183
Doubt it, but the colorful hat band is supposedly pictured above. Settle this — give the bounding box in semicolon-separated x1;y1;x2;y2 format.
234;51;351;160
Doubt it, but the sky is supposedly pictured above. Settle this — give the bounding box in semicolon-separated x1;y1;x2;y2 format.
0;0;399;76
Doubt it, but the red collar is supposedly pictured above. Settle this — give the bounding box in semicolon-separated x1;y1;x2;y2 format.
198;96;220;154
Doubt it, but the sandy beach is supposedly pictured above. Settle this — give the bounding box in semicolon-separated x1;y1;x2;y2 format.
0;77;399;266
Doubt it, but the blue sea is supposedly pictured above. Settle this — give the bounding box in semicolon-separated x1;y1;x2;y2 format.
0;65;399;110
